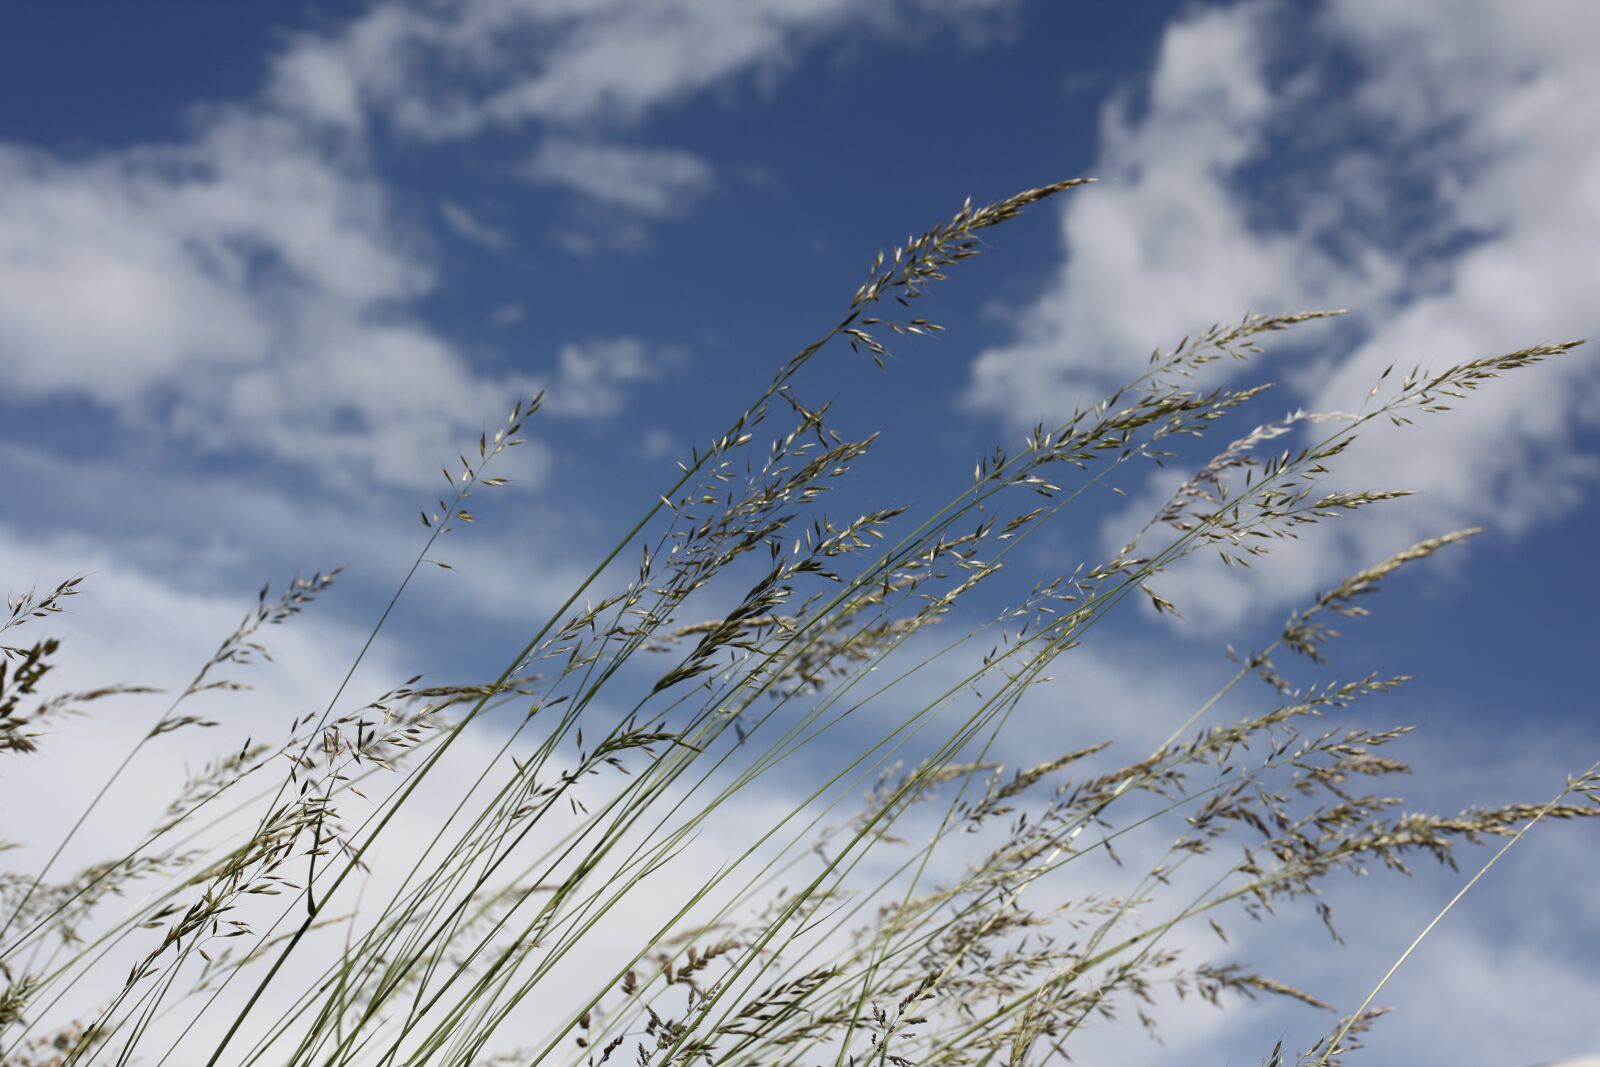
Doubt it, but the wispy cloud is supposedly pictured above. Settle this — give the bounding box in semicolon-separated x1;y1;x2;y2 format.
439;197;512;250
489;302;525;326
522;138;714;217
265;0;1016;140
541;337;667;418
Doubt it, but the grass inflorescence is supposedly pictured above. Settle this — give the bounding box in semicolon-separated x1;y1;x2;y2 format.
1;178;1594;1067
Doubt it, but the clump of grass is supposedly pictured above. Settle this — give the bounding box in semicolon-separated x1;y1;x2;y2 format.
0;178;1594;1067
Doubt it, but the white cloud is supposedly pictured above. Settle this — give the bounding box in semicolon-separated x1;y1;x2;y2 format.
439;197;513;250
0;0;1018;493
967;2;1390;417
637;428;678;459
0;433;612;637
0;106;542;491
522;138;714;217
968;0;1600;628
1301;0;1600;541
0;91;690;494
265;0;1013;140
543;337;667;418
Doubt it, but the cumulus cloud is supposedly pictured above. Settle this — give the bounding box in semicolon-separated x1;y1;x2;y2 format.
0;77;687;493
0;105;543;490
0;0;1021;494
967;0;1600;628
966;2;1387;416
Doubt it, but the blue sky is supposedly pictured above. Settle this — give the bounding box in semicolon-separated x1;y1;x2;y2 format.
1;2;1597;1063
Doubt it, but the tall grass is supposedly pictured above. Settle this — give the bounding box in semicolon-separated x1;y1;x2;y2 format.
2;178;1595;1066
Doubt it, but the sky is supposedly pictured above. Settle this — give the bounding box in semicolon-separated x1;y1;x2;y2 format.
1;1;1597;1064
